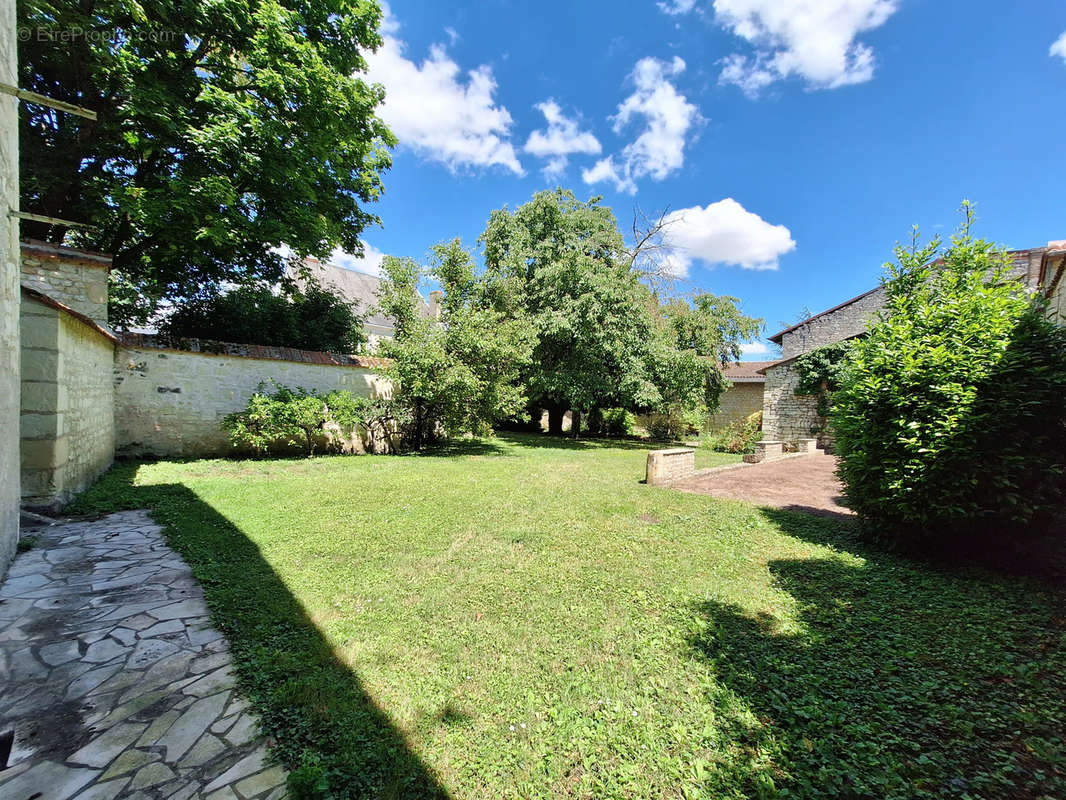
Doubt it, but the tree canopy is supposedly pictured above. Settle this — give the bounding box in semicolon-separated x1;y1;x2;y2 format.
376;241;534;448
17;0;394;325
480;189;761;434
159;278;367;353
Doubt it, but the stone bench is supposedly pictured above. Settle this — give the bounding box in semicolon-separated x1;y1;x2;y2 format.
646;447;695;486
743;438;819;463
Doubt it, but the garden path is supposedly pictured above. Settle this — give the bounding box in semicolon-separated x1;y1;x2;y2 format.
0;511;287;800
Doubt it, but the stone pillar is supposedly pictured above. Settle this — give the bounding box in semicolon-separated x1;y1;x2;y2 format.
0;3;21;575
646;448;695;486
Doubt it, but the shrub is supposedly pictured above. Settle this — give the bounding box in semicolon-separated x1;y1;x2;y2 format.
161;277;366;354
793;341;853;416
705;410;763;454
832;208;1066;541
585;407;636;437
222;382;397;456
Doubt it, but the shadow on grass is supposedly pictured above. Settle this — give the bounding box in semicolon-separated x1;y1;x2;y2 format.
69;463;449;800
494;431;662;452
687;512;1066;799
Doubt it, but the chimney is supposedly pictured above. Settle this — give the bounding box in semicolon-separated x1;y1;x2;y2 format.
428;290;443;320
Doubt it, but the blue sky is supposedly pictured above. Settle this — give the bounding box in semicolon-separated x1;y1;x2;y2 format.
334;0;1066;358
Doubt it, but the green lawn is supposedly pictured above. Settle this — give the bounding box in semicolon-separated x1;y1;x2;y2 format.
71;434;1066;799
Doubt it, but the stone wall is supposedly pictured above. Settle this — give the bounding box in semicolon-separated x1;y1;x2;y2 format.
711;381;764;429
20;241;110;326
21;293;116;509
0;2;20;574
761;363;825;444
779;287;887;359
114;339;390;457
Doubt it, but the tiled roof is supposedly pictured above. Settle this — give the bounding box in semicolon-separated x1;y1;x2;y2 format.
767;244;1054;344
287;258;430;331
722;360;777;382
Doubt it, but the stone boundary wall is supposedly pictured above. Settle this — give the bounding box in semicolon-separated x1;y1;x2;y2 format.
0;6;19;575
114;336;391;457
21;291;116;509
19;240;110;326
711;381;763;429
761;362;826;445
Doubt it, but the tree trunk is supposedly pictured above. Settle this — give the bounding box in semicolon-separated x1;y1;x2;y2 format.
547;405;564;436
571;410;581;439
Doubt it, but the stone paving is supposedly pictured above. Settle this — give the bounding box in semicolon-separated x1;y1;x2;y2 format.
0;511;288;799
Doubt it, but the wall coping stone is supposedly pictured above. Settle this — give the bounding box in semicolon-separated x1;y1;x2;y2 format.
21;285;118;343
118;332;391;369
20;239;112;269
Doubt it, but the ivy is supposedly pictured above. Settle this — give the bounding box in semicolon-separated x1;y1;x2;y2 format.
793;341;854;416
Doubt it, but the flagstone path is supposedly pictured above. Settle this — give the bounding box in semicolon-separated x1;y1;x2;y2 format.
0;511;288;800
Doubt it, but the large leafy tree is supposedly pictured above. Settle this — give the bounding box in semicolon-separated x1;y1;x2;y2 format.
376;241;534;449
833;206;1066;541
159;277;367;353
17;0;394;325
480;189;761;435
481;189;662;434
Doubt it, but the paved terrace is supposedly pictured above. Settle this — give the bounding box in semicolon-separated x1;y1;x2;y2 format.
0;511;287;800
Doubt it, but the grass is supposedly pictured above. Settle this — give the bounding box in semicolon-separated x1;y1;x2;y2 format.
70;433;1065;799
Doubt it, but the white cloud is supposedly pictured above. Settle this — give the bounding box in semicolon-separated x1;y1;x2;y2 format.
365;6;522;174
712;0;899;94
524;101;601;178
658;0;698;14
329;242;386;276
1051;31;1066;62
582;56;701;194
275;243;387;277
740;340;771;356
659;198;795;274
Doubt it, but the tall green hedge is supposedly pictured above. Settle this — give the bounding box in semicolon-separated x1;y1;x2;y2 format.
832;212;1066;540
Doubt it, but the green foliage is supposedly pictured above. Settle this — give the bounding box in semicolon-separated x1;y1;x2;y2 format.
222;382;393;456
160;278;367;353
662;292;763;365
793;341;853;416
18;0;394;326
481;189;657;419
376;241;535;448
69;437;1066;800
584;407;636;437
480;190;758;432
833;205;1066;537
705;410;764;454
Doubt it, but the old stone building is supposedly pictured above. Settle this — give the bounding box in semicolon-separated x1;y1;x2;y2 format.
711;361;772;428
760;243;1063;446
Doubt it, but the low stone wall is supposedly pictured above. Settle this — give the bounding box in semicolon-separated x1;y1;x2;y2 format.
21;291;116;509
114;336;391;457
646;448;695;486
761;362;826;444
711;381;763;428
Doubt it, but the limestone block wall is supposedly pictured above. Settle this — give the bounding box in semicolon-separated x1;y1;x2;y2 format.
114;340;390;457
779;287;887;359
0;0;20;574
711;381;764;428
21;294;116;509
761;363;825;444
20;241;110;326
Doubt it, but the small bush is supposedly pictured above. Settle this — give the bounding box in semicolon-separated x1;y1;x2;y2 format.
585;407;636;437
833;210;1066;541
705;410;763;454
222;382;398;456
